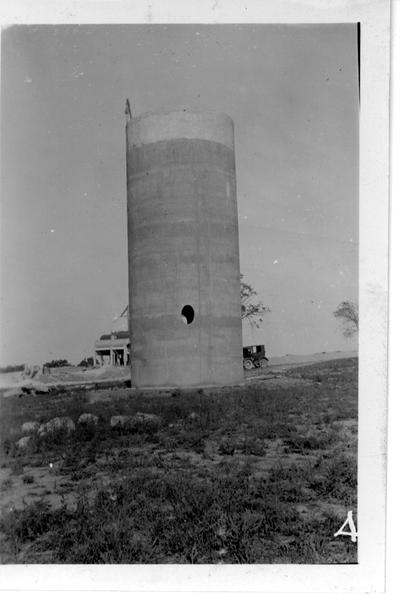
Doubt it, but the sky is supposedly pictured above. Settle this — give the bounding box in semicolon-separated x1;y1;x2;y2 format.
0;24;359;365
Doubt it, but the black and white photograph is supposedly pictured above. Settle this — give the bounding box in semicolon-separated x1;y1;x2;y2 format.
0;0;390;591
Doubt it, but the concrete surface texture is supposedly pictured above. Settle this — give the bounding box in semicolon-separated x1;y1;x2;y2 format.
126;110;243;387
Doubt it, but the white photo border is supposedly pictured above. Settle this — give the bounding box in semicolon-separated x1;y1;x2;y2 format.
0;0;390;592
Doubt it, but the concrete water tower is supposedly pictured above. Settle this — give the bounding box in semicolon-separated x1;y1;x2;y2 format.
126;109;243;387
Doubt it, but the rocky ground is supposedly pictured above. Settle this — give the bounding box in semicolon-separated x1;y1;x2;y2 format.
0;357;357;564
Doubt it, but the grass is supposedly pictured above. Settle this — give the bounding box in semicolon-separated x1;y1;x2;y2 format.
0;465;357;564
0;357;358;564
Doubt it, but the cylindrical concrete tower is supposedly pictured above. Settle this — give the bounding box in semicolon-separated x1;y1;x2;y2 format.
126;110;243;387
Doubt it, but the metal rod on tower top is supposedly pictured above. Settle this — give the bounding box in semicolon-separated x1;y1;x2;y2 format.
125;98;132;122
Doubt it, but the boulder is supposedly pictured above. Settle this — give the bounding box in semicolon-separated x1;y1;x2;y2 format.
21;421;40;434
16;435;32;450
77;413;99;426
110;415;135;429
134;412;161;428
110;413;161;431
38;416;75;436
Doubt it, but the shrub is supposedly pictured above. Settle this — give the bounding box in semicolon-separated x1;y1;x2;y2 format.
241;438;266;456
43;359;71;369
0;364;25;373
22;474;35;484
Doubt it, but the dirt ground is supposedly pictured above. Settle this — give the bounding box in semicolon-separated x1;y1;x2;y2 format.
0;357;357;564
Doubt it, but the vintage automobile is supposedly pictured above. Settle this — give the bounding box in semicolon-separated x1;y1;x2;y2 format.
242;344;269;370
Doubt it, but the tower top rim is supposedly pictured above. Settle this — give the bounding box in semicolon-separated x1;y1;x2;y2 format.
126;109;235;150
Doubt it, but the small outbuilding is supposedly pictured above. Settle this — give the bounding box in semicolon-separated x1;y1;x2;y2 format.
94;331;130;366
94;306;130;366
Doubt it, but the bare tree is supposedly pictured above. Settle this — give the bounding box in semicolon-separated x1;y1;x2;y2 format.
333;301;359;337
240;274;270;328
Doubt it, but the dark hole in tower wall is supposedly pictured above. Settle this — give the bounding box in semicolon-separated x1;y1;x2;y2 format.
181;305;195;325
